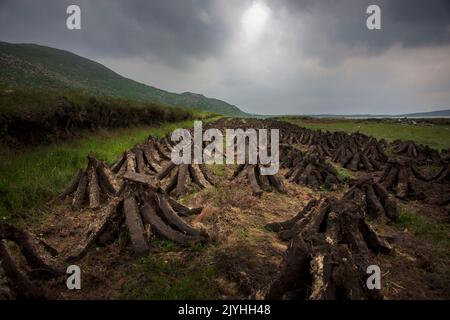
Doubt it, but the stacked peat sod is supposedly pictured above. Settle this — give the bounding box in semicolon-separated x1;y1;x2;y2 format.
278;123;389;174
331;136;384;172
0;222;65;299
266;176;398;242
392;140;442;165
232;163;286;196
432;163;450;183
284;125;450;208
110;133;218;198
426;163;450;206
284;152;341;190
229;138;286;196
265;199;320;241
65;184;206;262
58;136;210;262
388;140;449;205
362;137;388;164
65;179;208;262
343;176;399;221
111;135;174;176
378;159;430;200
308;142;332;158
211;123;286;196
265;197;392;300
280;126;343;153
58;135;175;210
441;148;450;163
58;155;122;210
157;161;217;198
280;144;304;169
150;132;218;198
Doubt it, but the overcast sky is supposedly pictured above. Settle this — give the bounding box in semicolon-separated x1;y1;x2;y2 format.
1;0;449;114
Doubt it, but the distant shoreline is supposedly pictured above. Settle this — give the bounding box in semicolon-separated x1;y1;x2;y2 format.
330;116;450;119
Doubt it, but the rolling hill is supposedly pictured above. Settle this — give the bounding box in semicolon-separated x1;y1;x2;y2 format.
0;41;247;116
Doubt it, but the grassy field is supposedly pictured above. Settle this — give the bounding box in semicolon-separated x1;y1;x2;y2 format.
396;208;450;248
0;118;222;221
279;117;450;150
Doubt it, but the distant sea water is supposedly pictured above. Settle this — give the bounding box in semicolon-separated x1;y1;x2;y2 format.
342;116;450;119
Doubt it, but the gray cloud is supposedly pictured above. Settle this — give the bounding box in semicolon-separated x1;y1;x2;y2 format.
0;0;449;114
266;0;450;65
0;0;239;66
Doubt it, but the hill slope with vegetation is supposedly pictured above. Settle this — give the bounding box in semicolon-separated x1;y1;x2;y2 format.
0;41;247;116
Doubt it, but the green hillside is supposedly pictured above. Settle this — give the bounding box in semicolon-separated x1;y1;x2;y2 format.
0;41;247;116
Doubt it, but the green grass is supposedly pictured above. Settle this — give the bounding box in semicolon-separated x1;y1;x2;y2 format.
327;161;353;182
236;226;250;240
206;164;226;177
120;255;217;300
0;120;197;220
151;239;208;253
396;210;450;247
336;167;353;182
152;240;182;252
280;117;450;150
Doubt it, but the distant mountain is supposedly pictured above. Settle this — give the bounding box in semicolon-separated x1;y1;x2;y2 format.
310;109;450;118
0;41;247;116
398;109;450;117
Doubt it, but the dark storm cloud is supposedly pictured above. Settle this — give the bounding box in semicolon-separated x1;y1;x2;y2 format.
267;0;450;65
0;0;238;66
279;0;450;45
1;0;449;66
